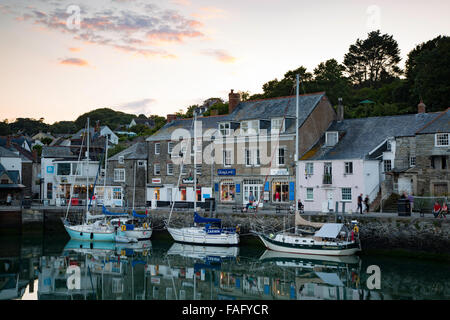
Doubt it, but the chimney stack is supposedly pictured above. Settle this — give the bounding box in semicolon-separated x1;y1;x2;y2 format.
228;89;241;114
337;98;344;121
418;100;426;114
167;114;177;123
32;149;38;162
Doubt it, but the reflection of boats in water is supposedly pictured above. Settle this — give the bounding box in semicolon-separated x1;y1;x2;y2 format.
63;239;152;258
167;243;239;262
259;250;360;267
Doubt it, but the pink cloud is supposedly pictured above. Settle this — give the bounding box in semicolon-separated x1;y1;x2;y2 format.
202;49;236;63
59;58;89;67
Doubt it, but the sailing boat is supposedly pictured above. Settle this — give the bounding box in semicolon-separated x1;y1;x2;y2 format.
62;118;135;243
166;109;239;246
252;74;361;256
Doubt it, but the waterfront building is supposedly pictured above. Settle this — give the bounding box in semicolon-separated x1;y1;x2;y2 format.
73;125;119;145
298;103;442;213
0;146;24;204
100;142;148;207
388;106;449;197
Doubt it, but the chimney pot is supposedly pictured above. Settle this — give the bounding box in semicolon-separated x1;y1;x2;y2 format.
418;100;426;114
167;114;177;123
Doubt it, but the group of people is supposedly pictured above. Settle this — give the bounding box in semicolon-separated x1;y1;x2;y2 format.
356;194;370;214
433;201;448;219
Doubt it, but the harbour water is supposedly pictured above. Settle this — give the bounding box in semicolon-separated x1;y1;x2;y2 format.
1;231;449;300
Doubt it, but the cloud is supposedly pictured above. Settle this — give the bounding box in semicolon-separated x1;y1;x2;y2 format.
192;7;226;20
171;0;192;6
59;57;89;66
116;98;157;115
13;1;205;58
202;49;236;63
69;47;81;52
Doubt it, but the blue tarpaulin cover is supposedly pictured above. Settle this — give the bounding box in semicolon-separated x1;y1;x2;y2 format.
194;212;221;224
132;210;147;219
102;205;128;216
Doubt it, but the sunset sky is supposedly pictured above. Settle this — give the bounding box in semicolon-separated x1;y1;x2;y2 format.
0;0;449;124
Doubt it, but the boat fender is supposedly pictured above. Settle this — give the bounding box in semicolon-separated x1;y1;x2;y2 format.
269;233;274;239
121;225;127;231
353;225;359;233
143;223;148;229
121;250;126;256
236;225;240;233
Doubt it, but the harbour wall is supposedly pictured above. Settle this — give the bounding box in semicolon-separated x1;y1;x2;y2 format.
2;208;450;254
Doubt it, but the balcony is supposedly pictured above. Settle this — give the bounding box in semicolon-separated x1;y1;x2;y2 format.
322;174;332;185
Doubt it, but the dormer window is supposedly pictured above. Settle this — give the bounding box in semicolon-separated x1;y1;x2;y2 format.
271;118;284;133
118;156;124;164
241;120;259;135
219;123;230;136
325;132;338;146
386;141;392;151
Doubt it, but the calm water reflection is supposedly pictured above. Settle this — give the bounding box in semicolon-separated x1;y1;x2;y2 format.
1;232;449;300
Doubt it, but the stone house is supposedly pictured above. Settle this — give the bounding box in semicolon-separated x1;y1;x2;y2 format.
390;106;449;197
103;142;148;208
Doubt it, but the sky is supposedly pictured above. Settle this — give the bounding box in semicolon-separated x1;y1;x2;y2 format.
0;0;449;124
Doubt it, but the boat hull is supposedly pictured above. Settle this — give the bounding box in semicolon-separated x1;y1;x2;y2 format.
256;233;360;256
64;225;116;242
116;228;153;240
167;227;239;246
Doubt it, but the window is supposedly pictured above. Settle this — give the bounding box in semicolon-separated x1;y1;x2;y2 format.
341;188;352;201
271;118;284;133
435;133;449;147
71;163;82;176
305;163;314;175
112;278;123;293
220;180;235;202
241;120;259;135
277;147;285;166
47;183;53;199
223;150;232;167
409;156;416;167
195;164;202;175
325;132;338;146
138;160;145;167
114;169;125;182
181;165;187;175
245;149;260;167
386;141;392;151
113;188;122;200
272;181;289;202
167;163;173;175
155;143;160;155
168;142;174;154
154;164;161;175
57;163;71;176
383;160;392;172
219;123;230;136
118;156;124;164
344;162;353;174
306;188;314;201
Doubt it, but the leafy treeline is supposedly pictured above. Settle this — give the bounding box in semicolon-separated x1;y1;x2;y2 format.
244;31;450;118
0;108;166;137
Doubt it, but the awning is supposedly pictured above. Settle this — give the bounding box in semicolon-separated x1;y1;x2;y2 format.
314;223;344;238
0;184;26;189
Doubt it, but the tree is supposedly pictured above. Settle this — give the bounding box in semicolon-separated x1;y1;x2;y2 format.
313;59;351;105
344;30;401;87
0;121;11;135
50;121;77;134
74;108;135;130
405;35;450;112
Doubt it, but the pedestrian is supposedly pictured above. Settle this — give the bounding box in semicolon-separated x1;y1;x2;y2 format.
357;193;363;214
440;202;447;219
275;191;280;202
6;193;12;206
432;201;441;218
407;193;414;214
364;195;369;213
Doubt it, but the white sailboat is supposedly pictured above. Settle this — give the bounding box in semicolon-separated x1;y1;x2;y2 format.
166;109;239;246
62;118;135;243
252;74;361;256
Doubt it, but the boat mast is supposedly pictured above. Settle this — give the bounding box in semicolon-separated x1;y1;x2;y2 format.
193;109;197;212
295;74;299;233
103;135;108;202
86;117;90;217
133;160;136;211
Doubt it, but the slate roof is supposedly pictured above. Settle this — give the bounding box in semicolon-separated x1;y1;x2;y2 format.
0;163;20;184
228;92;326;132
416;108;450;134
41;146;76;159
147;92;327;142
0;146;20;158
304;112;441;161
109;142;148;161
146;114;230;142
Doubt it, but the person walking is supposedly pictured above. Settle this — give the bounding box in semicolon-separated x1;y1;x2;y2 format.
6;193;12;206
407;193;414;214
357;193;363;214
433;202;441;218
364;195;369;213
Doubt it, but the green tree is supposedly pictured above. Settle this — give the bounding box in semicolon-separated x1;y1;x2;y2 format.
343;30;402;87
405;35;450;112
313;59;351;105
0;121;11;135
74;108;135;130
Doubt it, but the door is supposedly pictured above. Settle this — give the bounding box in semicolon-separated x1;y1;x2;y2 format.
243;184;262;205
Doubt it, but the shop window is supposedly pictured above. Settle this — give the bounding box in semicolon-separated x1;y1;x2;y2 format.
272;181;289;202
57;163;71;176
220;180;235;202
113;188;122;200
180;188;187;201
